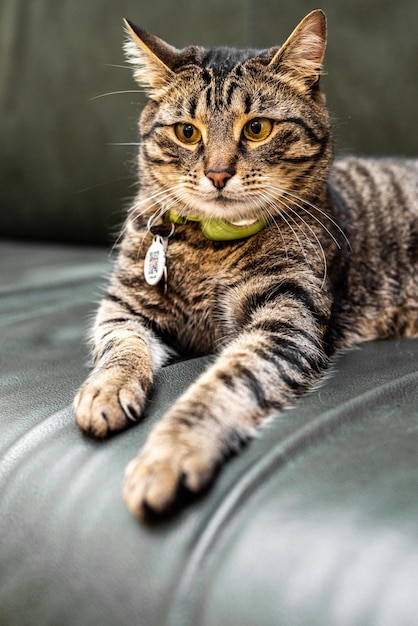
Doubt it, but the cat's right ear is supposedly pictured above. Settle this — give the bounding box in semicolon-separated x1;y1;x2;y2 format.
123;19;177;93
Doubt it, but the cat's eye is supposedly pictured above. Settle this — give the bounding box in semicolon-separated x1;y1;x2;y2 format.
174;122;202;145
243;118;274;142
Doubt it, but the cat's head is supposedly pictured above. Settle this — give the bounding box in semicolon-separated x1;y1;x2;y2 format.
124;10;331;227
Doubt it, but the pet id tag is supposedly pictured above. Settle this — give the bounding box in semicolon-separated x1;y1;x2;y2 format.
144;235;167;287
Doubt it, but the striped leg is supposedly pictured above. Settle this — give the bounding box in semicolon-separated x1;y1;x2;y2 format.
74;299;169;437
123;308;329;519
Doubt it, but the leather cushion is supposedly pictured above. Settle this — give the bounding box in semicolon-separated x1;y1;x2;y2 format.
1;241;418;625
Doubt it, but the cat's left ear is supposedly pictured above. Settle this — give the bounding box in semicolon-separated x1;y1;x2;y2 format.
123;19;179;93
269;9;327;88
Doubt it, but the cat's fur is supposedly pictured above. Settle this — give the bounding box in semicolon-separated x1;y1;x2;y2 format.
74;10;418;519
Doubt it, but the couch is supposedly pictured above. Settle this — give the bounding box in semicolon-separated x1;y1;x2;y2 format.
1;1;418;624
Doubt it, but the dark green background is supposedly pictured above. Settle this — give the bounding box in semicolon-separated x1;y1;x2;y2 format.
1;0;417;244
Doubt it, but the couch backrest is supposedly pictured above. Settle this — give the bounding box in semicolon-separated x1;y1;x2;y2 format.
1;0;417;245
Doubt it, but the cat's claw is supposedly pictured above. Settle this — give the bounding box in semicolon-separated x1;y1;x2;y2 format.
123;444;218;519
74;372;146;438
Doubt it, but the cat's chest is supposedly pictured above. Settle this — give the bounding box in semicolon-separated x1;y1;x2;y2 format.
163;238;231;314
139;233;248;352
165;232;248;291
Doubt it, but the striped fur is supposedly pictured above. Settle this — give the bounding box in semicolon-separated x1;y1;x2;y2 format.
74;10;418;519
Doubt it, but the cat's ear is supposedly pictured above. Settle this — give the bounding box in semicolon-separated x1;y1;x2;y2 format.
123;19;178;92
269;9;327;87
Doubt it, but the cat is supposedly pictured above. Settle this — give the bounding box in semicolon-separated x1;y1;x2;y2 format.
74;9;418;520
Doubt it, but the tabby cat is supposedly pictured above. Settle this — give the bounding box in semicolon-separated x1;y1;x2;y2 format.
74;10;418;519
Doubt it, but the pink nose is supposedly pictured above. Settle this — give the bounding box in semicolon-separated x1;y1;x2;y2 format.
206;169;233;189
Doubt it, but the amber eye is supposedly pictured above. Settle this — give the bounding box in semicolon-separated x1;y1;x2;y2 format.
174;122;202;145
243;118;273;142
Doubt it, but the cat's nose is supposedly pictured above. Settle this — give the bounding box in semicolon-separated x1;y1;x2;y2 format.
205;169;234;189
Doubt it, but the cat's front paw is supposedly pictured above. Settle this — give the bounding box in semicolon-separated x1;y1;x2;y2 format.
74;370;148;438
123;434;219;519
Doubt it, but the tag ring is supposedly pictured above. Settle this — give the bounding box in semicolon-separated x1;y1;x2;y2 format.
147;213;175;238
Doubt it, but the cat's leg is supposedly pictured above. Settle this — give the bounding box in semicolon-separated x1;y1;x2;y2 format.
74;298;170;437
123;306;329;518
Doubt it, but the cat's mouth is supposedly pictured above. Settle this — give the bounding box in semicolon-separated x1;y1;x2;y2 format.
183;189;264;224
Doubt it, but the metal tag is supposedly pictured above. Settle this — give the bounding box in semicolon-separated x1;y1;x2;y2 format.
144;235;166;286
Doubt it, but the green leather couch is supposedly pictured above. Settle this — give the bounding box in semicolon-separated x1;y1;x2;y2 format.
1;1;418;624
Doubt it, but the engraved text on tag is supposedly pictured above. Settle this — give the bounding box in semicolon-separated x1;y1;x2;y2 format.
144;236;166;286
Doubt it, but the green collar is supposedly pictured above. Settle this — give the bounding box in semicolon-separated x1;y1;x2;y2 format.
169;211;268;242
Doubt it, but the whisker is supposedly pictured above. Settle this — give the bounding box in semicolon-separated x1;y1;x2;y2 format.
75;175;134;194
112;185;185;253
90;90;145;100
108;142;141;147
264;183;343;252
258;193;299;261
283;189;349;249
129;185;182;214
283;193;341;252
282;202;328;287
262;187;328;286
262;176;350;250
102;63;131;70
